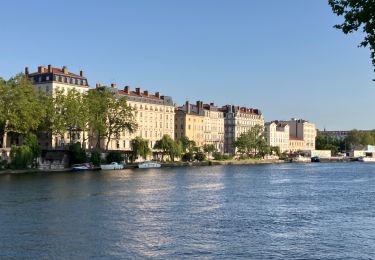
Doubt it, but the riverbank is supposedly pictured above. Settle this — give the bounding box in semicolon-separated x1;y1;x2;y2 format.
0;159;285;175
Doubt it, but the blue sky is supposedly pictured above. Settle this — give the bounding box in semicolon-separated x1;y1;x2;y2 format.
1;0;374;130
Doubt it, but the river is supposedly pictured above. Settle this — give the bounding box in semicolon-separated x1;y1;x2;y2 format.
1;163;374;259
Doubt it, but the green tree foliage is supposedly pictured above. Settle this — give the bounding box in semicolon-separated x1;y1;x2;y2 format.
203;144;217;157
154;135;182;162
329;0;375;74
0;74;45;148
179;136;197;152
68;142;87;165
10;145;33;169
234;125;269;157
87;88;137;150
89;150;102;166
344;129;375;146
195;151;206;161
130;136;151;161
106;152;124;163
316;130;346;154
24;133;41;167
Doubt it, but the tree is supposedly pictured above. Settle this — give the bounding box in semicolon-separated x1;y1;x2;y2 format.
63;89;89;146
329;0;375;74
195;151;206;161
87;87;137;150
203;144;217;157
154;135;182;162
0;74;45;148
68;142;87;165
179;136;197;152
24;133;41;168
234;124;265;157
130;136;151;161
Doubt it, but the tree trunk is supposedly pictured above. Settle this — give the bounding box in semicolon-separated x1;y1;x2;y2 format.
106;136;111;151
2;120;9;149
96;130;101;150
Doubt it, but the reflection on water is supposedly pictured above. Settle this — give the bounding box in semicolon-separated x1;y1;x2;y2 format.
1;163;375;259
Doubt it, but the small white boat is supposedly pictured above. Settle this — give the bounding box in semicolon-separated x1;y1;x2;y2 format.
358;157;375;162
71;163;100;172
292;155;310;163
138;161;161;169
100;162;125;170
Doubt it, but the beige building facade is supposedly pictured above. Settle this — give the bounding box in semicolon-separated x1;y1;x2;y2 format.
265;121;290;153
282;118;317;151
175;101;205;147
203;103;225;152
222;105;265;155
102;85;175;151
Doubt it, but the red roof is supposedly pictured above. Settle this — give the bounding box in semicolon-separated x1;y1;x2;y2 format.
28;66;86;79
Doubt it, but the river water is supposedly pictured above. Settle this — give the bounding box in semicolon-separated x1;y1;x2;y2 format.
0;163;375;259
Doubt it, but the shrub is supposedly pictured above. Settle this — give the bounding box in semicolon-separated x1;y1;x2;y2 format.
106;152;124;163
182;152;194;162
195;151;206;162
90;150;102;166
213;152;223;160
10;145;33;169
69;142;87;165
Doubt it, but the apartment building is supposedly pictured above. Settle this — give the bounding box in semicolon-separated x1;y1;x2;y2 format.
282;118;317;151
175;101;205;147
101;85;175;151
221;105;265;155
203;103;225;153
26;65;89;149
265;121;289;153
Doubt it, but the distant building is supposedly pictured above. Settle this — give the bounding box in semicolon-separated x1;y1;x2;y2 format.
265;121;289;153
221;105;264;155
281;118;317;151
288;136;305;152
95;85;175;152
320;130;351;140
203;103;225;153
175;101;205;147
26;65;89;96
26;65;89;149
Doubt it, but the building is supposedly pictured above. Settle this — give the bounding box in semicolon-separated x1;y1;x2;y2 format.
99;85;175;152
175;101;205;147
221;105;264;155
281;118;317;151
26;65;89;149
202;103;225;153
265;121;289;153
288;136;305;152
26;65;89;96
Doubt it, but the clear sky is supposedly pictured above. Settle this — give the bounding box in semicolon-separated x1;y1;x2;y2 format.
1;0;374;130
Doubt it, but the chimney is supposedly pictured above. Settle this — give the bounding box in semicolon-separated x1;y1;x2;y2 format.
25;67;29;75
48;64;52;73
136;87;141;95
124;86;130;94
185;101;190;114
155;92;160;98
80;70;84;77
111;83;117;88
38;66;45;73
96;83;101;89
144;90;149;96
62;66;68;74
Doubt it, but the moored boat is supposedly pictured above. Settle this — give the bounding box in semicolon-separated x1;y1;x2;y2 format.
311;156;320;162
100;162;125;170
71;163;100;172
291;155;310;163
138;161;161;169
358;157;375;162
